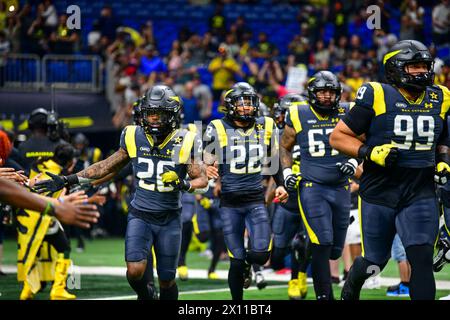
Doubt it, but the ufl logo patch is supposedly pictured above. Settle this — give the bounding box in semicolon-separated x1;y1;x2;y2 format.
395;102;407;108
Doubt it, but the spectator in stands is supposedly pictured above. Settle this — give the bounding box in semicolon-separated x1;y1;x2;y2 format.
399;15;415;41
138;44;167;85
402;0;425;41
237;30;252;60
87;21;101;53
329;36;348;67
0;31;9;88
5;16;21;53
192;73;213;121
257;59;284;91
331;0;348;40
98;6;119;42
222;33;240;59
168;42;183;76
27;16;49;56
38;0;58;34
432;0;449;46
347;49;363;71
287;33;310;67
209;4;226;41
312;40;330;70
208;43;243;100
141;21;156;48
203;31;220;61
49;14;79;54
230;16;250;45
181;81;200;124
184;34;207;65
344;68;365;100
17;3;33;53
252;32;277;61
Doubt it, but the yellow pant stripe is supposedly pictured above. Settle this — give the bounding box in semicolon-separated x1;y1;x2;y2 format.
358;196;365;257
297;188;320;245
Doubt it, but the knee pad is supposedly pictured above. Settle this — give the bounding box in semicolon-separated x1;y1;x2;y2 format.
330;246;343;260
246;250;270;265
157;268;176;282
196;231;210;243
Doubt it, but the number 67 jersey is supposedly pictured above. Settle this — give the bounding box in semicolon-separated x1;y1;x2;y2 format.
285;101;352;186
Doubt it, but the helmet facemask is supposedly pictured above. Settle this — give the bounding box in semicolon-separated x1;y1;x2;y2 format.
308;87;341;115
142;107;178;137
227;94;259;122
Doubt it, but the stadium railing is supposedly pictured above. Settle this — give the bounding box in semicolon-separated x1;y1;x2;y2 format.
0;54;103;93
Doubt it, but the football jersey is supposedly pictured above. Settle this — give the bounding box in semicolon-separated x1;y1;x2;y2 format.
285;101;351;186
204;116;278;204
344;82;450;207
120;125;200;213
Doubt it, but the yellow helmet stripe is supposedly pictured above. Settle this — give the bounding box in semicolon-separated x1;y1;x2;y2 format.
383;49;402;65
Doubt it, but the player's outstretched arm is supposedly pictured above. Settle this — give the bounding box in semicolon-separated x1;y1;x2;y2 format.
34;148;130;193
0;178;99;228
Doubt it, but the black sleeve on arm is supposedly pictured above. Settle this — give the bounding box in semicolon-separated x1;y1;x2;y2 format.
342;104;375;136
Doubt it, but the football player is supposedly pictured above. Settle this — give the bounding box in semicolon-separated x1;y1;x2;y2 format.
204;82;288;300
281;71;357;300
270;93;309;300
34;85;208;300
330;40;450;300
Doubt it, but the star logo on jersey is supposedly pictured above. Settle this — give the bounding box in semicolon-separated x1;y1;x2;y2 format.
338;107;345;114
429;92;438;101
174;137;183;144
256;124;264;131
166;149;174;156
424;102;433;109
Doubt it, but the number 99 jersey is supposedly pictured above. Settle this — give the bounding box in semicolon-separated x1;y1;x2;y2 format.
343;82;450;207
285;101;351;186
353;82;450;167
119;125;201;213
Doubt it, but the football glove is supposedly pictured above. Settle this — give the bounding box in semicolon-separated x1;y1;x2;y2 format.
199;197;212;210
34;172;78;194
434;162;450;185
283;168;301;192
358;144;398;167
160;170;192;191
336;158;358;176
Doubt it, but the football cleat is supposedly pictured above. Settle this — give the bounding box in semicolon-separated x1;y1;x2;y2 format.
288;279;301;300
298;272;308;299
433;235;450;272
255;271;267;290
208;272;219;280
243;264;252;289
177;266;189;281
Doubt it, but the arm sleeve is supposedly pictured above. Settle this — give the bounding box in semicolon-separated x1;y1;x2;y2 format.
342;84;376;136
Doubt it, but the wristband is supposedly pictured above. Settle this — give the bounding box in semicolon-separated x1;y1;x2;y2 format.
437;152;450;165
43;202;55;216
357;145;371;160
283;168;293;180
65;174;80;186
